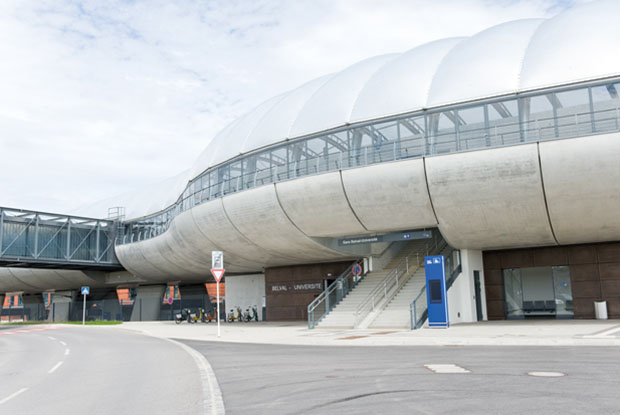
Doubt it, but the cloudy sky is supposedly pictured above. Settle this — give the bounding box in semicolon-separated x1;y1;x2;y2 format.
0;0;592;215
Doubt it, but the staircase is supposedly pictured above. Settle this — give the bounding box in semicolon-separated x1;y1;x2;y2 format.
316;239;432;329
369;267;426;328
368;245;452;328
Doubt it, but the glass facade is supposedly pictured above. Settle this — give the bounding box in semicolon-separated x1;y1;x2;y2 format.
120;76;620;244
502;266;574;319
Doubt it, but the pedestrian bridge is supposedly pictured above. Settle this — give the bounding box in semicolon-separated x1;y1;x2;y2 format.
0;207;122;271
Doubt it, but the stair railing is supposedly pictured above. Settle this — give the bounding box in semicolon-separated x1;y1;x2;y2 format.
353;233;445;328
307;259;363;329
410;249;462;330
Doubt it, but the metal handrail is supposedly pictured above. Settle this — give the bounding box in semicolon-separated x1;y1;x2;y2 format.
353;234;445;328
307;259;362;329
410;249;462;330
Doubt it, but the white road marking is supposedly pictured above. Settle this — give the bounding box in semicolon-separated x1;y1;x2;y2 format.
527;371;566;377
164;338;225;415
424;364;471;374
0;388;28;404
582;326;620;339
59;341;67;346
65;348;70;356
48;336;56;341
48;361;63;374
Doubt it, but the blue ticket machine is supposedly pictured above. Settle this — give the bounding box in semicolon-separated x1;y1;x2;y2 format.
425;255;449;328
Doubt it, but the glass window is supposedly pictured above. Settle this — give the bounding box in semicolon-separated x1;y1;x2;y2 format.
591;83;620;132
503;268;524;319
487;99;519;146
398;115;425;158
457;105;486;150
428;111;456;154
552;266;574;319
521;95;555;140
554;88;592;137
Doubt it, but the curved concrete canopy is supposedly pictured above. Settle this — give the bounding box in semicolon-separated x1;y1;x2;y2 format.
425;143;556;249
540;132;620;245
275;172;367;237
340;159;437;232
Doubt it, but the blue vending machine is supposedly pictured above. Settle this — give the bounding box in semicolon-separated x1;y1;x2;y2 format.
425;255;449;328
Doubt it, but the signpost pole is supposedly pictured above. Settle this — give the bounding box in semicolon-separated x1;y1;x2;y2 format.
82;293;86;326
81;286;89;326
211;251;224;339
217;281;220;338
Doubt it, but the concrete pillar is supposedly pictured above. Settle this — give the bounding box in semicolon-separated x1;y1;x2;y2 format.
447;249;487;324
130;285;166;321
49;290;76;322
225;274;266;320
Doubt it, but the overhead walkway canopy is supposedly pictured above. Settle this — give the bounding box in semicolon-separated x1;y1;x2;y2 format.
0;207;123;271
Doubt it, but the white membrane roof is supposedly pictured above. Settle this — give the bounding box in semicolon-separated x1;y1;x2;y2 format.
65;0;610;222
190;0;620;180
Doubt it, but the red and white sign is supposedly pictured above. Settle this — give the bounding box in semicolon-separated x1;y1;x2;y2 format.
211;268;225;282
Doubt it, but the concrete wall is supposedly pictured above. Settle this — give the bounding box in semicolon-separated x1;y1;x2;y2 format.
448;249;486;324
224;274;265;320
130;285;166;321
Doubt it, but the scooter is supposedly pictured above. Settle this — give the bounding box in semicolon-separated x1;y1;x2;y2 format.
250;305;259;322
242;308;251;322
175;308;196;324
227;307;241;322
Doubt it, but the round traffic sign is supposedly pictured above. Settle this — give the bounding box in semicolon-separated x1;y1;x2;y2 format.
167;297;174;305
352;264;362;276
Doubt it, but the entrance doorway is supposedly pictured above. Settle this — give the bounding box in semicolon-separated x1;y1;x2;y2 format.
474;271;483;321
503;266;573;319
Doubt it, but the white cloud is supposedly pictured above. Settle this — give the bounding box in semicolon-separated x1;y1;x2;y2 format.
0;0;594;214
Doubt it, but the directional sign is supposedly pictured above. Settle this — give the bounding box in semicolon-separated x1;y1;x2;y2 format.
212;251;223;269
81;286;90;295
211;268;225;282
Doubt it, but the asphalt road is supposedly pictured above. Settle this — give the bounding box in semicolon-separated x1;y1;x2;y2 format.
183;340;620;415
0;325;205;415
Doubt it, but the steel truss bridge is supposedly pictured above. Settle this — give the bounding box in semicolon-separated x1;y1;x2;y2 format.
0;207;123;271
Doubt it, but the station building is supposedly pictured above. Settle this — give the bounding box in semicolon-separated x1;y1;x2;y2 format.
1;0;619;327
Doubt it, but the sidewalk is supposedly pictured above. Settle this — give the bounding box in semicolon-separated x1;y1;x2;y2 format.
118;319;620;347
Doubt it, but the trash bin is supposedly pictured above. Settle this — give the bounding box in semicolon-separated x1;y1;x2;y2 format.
594;301;608;320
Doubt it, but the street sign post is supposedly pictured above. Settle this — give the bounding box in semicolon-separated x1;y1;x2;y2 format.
81;286;90;326
211;251;224;337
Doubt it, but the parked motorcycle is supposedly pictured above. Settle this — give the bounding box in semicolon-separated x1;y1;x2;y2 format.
175;308;196;324
227;307;241;322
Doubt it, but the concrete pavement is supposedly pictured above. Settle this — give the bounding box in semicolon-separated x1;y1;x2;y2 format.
119;319;620;347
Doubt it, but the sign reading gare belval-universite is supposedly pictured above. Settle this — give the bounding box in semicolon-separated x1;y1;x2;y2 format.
270;282;323;293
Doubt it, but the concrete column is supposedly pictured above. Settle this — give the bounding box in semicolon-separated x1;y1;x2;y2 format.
225;274;266;320
49;290;76;322
447;249;487;324
130;285;166;321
